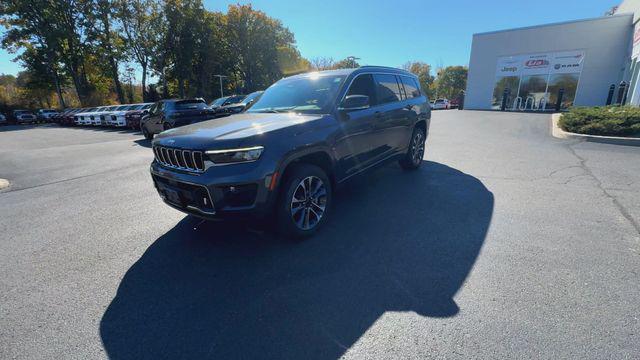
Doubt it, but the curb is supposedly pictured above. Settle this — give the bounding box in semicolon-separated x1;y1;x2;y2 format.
0;179;9;191
551;113;640;147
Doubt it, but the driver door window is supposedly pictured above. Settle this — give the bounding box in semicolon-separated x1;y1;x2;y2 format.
346;74;378;106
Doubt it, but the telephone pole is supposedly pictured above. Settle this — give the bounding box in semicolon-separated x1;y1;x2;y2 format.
213;75;228;98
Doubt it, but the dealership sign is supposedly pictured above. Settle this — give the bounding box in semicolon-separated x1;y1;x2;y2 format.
496;50;585;77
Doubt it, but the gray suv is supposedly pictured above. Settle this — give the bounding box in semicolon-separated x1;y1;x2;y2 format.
150;66;431;238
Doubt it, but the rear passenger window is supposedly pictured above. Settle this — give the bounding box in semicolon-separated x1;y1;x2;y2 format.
374;74;402;104
401;76;421;98
346;74;378;106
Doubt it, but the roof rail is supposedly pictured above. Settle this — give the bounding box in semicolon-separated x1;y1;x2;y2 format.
358;65;404;71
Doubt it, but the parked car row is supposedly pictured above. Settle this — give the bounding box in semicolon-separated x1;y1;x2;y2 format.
140;91;265;139
0;110;38;124
2;90;265;130
0;109;65;125
51;103;154;129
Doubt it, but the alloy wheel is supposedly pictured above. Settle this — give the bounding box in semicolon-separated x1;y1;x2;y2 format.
290;176;327;231
411;131;425;165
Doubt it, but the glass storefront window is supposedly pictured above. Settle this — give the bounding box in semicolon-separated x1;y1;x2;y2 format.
628;59;640;106
518;75;548;110
491;76;519;109
547;73;579;109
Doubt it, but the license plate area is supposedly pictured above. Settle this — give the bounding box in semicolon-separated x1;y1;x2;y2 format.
153;174;215;214
158;183;182;205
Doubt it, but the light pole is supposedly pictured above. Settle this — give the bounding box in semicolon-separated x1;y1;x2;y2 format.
213;75;228;98
346;56;361;68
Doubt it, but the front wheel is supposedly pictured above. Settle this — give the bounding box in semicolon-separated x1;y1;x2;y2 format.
276;164;332;239
399;127;426;170
141;124;154;140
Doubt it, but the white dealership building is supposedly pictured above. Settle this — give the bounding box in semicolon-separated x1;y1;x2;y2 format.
465;1;640;111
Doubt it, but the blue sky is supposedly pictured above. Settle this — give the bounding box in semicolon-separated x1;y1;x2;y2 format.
0;0;619;77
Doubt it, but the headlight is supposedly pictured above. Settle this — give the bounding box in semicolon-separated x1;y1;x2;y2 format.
205;146;264;164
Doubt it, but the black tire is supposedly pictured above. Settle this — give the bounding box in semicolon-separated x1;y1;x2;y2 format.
399;126;426;170
141;124;154;140
276;164;332;239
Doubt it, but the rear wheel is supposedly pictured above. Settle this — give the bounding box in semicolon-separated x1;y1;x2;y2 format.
276;164;332;239
399;127;426;170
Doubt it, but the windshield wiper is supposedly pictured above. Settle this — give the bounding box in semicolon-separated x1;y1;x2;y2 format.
254;107;295;113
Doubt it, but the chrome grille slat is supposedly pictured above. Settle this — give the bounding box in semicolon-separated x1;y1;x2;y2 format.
175;149;185;168
168;149;177;167
153;146;204;173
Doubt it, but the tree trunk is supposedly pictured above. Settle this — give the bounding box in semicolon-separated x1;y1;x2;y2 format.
53;70;66;108
162;66;169;99
100;8;125;103
110;57;125;103
141;63;148;102
178;78;185;98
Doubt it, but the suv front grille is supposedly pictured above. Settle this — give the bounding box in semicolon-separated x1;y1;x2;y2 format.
153;146;205;172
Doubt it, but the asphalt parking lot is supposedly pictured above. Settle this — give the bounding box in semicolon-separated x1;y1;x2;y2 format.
1;111;639;359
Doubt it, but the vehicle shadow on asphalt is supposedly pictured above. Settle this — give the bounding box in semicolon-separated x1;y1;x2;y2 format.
100;161;494;359
133;138;152;148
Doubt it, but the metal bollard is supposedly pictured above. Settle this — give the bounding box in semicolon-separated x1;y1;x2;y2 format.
606;84;615;105
555;88;565;111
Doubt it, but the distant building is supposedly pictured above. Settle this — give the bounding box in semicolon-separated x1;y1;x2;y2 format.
465;1;640;111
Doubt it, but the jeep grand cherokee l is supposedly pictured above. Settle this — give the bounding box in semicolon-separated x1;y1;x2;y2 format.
150;66;430;238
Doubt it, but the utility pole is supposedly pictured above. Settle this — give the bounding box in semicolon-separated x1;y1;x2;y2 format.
346;56;361;68
213;75;228;98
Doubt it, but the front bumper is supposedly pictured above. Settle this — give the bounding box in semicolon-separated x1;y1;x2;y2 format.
150;159;277;219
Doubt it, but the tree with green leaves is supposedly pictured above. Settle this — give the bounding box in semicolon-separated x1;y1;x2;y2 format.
82;0;128;103
403;61;435;98
434;66;468;100
0;0;70;106
117;0;160;101
225;4;296;92
332;57;360;69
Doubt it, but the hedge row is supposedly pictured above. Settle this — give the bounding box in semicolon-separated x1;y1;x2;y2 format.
558;106;640;137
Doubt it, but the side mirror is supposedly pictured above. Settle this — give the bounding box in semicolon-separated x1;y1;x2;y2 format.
339;95;370;111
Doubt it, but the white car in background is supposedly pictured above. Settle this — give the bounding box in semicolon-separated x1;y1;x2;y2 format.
432;99;450;110
91;105;119;125
74;107;100;125
106;104;137;127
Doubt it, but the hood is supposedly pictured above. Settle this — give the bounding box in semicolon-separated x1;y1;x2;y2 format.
154;112;324;149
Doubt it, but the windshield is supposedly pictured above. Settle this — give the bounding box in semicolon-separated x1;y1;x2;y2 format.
174;100;207;110
15;110;31;115
247;75;346;114
223;95;246;106
241;91;263;105
210;97;228;107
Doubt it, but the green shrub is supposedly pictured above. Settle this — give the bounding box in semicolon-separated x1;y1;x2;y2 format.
559;106;640;137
